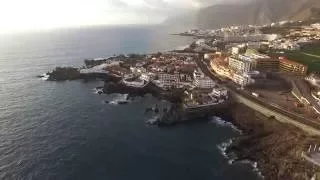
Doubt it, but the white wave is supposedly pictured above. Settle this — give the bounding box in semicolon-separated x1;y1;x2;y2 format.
176;44;189;51
217;138;234;159
106;93;129;105
40;73;49;81
217;139;239;167
108;101;119;105
228;159;235;165
236;160;264;179
93;87;104;94
209;116;243;134
218;139;264;178
145;115;160;125
215;118;263;178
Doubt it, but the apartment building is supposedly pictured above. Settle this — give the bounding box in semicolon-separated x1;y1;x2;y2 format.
279;57;308;75
228;57;251;73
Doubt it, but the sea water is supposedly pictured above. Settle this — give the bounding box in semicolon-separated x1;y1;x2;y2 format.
0;25;260;180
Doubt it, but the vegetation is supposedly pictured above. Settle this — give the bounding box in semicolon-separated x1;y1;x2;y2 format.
270;44;320;73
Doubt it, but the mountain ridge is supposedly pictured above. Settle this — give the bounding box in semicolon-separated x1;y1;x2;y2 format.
164;0;320;29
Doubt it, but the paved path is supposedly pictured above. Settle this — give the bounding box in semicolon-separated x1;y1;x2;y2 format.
302;152;320;168
234;92;320;136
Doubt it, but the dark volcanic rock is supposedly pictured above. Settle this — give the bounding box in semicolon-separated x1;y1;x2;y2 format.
159;102;231;125
229;103;320;180
46;66;122;82
48;67;81;81
81;73;121;82
103;82;184;103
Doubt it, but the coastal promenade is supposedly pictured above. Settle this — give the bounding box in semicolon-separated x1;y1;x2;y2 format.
196;57;320;136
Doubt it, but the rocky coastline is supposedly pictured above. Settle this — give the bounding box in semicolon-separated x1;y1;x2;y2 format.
46;67;81;81
42;55;320;179
101;79;320;179
103;81;184;103
103;80;233;124
229;103;320;180
40;66;122;82
103;79;320;178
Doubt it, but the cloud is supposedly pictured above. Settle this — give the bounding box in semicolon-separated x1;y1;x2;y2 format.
109;0;129;7
144;0;169;8
193;0;252;7
0;0;250;33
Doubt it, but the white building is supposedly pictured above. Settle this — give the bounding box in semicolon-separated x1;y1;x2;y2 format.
130;67;146;74
155;73;181;90
194;76;216;89
196;39;205;45
193;70;204;79
210;87;228;98
158;73;180;82
311;23;320;30
232;47;240;55
246;42;261;49
122;78;146;88
228;57;251;73
139;73;150;82
262;34;279;41
204;53;215;60
232;73;254;86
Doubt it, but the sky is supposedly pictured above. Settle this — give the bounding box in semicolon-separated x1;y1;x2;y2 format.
0;0;241;33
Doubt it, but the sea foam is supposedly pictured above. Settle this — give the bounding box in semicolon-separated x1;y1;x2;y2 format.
107;94;129;105
40;73;49;81
214;117;263;178
209;116;242;134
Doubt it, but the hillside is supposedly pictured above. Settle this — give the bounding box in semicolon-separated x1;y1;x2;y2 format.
164;0;320;29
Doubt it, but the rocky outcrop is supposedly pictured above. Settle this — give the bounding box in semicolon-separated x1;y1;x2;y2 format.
47;67;81;81
229;103;320;180
103;82;184;103
46;66;123;81
158;100;232;125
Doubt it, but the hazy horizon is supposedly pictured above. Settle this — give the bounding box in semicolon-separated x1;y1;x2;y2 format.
0;0;247;34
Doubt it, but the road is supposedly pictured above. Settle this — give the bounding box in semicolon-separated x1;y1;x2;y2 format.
293;79;320;112
196;58;320;135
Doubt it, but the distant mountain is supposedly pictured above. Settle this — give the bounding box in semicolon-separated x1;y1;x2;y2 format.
164;0;320;29
162;11;198;29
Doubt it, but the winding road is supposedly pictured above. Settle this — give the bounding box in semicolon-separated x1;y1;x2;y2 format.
195;57;320;135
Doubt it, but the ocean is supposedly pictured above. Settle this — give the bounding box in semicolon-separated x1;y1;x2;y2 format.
0;25;260;180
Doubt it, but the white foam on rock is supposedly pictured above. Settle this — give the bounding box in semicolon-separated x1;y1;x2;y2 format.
93;87;104;94
145;115;160;125
107;94;129;105
236;160;264;179
214;117;263;178
209;116;243;134
40;73;49;81
217;138;234;159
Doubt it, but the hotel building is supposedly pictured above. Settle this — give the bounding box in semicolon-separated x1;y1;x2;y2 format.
279;57;308;75
228;57;251;73
253;58;280;71
193;70;216;89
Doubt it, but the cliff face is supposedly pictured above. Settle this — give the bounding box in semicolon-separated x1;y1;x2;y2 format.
164;0;320;29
